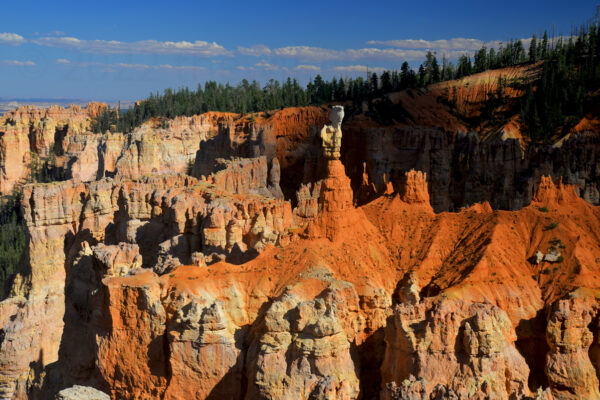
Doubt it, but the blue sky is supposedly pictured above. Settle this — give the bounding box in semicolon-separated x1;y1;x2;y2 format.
0;0;597;101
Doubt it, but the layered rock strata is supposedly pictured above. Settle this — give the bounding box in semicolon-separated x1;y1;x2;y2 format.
352;127;600;211
0;103;102;192
0;173;292;399
8;163;600;398
1;101;600;400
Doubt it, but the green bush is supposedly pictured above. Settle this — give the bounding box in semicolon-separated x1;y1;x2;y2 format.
0;191;26;300
544;221;559;230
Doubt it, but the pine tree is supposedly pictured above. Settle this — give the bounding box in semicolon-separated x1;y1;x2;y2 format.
474;46;488;72
456;55;472;78
488;48;497;68
314;75;325;103
391;70;399;90
424;51;435;84
370;72;379;93
331;78;339;101
541;31;549;59
381;71;392;92
514;40;525;63
335;78;346;101
431;56;440;83
529;34;538;63
400;62;410;88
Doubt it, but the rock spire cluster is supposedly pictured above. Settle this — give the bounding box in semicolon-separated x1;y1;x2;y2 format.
0;101;600;399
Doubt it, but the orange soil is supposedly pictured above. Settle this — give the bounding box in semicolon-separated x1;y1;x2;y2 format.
111;173;600;334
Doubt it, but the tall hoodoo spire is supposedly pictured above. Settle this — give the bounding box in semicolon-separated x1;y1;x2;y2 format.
305;106;356;241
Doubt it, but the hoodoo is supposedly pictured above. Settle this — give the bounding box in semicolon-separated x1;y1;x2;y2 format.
307;106;357;240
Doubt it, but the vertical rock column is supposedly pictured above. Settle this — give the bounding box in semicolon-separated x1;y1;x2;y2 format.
308;160;355;241
305;105;357;241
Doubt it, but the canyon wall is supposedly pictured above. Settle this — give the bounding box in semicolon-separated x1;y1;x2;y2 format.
2;157;600;399
4;103;599;215
1;101;600;399
343;126;600;212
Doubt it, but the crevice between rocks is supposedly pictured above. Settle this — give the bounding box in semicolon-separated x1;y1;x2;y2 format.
515;310;549;391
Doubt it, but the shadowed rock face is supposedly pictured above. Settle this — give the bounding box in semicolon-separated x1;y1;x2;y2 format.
4;102;599;214
348;126;600;212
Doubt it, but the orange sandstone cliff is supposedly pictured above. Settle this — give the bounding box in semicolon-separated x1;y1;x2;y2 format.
0;91;600;399
2;149;600;399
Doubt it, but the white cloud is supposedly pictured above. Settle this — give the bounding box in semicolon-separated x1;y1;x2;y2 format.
237;36;554;63
258;37;539;63
3;60;35;66
237;44;271;56
271;46;427;61
31;36;231;56
0;33;25;45
368;38;488;51
159;64;206;71
346;48;427;60
274;46;340;59
295;64;320;71
18;31;554;73
56;60;206;71
366;37;543;57
334;65;386;73
44;30;66;36
255;62;279;71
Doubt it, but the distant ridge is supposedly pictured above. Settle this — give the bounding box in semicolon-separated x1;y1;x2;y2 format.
0;98;134;115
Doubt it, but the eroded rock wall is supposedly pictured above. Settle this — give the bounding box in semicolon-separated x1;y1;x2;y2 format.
2;102;600;400
381;297;530;399
352;126;600;212
0;173;293;399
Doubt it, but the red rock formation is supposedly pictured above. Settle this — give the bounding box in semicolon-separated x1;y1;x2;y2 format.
0;173;294;398
97;271;168;399
399;169;430;205
210;156;283;198
545;291;600;399
249;106;329;171
1;90;600;400
246;285;361;399
534;175;580;205
164;297;243;400
381;297;530;399
306;160;355;241
66;171;600;399
5;150;600;399
114;113;228;179
0;103;97;192
84;102;108;118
